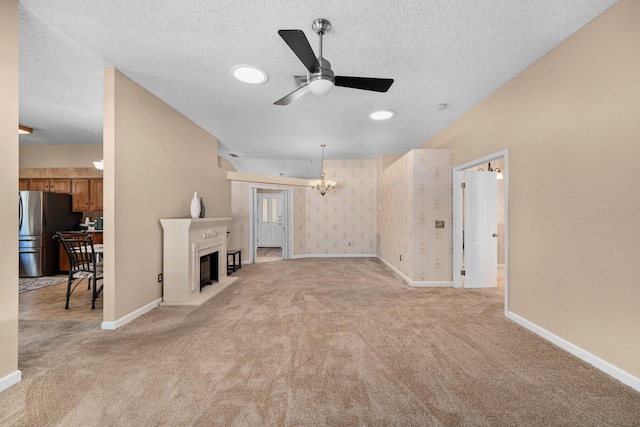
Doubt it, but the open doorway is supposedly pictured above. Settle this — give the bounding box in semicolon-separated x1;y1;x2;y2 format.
249;186;293;264
452;150;509;313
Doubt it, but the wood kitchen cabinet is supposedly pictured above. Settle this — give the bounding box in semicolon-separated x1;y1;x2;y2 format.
28;178;50;191
71;178;103;212
19;178;71;193
50;178;71;193
71;179;90;211
89;179;103;211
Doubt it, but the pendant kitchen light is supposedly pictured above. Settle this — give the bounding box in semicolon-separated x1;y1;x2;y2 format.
93;160;104;174
310;144;336;196
18;125;33;134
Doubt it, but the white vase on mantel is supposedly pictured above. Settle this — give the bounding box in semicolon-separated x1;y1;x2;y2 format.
190;192;201;219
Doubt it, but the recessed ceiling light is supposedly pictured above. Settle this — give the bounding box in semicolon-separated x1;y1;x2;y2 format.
369;110;395;121
231;65;268;85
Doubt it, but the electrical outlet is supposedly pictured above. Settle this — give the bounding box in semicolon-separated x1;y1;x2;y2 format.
158;273;163;283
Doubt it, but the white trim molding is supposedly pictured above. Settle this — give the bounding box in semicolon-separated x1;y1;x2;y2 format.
378;256;453;288
507;311;640;393
412;281;453;288
101;297;162;330
0;370;21;393
293;253;377;259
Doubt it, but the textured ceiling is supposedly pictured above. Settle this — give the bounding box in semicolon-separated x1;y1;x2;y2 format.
17;0;617;178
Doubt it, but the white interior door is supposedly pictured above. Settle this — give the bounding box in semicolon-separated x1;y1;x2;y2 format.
463;171;498;288
257;194;284;248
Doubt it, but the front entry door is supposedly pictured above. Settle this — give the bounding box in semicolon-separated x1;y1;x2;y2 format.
463;171;498;288
257;194;284;248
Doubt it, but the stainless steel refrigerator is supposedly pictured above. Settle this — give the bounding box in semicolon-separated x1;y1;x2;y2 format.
19;191;83;277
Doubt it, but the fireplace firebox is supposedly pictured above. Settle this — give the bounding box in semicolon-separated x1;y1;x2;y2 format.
200;251;219;290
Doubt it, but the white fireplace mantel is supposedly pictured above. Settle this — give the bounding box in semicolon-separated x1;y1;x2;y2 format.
160;217;237;306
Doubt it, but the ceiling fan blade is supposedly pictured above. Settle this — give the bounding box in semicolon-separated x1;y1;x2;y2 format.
278;30;320;73
274;84;310;106
334;76;394;92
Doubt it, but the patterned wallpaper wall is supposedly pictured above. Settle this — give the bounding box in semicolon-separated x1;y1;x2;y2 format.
411;149;453;282
305;159;377;255
293;187;306;255
379;149;453;282
380;153;414;277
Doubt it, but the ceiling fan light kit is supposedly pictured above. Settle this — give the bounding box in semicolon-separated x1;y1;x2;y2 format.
274;19;394;105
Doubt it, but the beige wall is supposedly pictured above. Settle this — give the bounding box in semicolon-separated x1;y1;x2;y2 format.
379;149;453;282
19;144;103;168
422;0;640;377
0;0;19;389
103;68;231;322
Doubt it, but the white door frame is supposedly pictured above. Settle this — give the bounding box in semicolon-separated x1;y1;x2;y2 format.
256;193;285;247
249;186;293;264
453;149;510;314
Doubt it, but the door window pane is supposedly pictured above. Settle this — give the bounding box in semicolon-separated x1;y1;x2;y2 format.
271;198;278;223
262;199;268;223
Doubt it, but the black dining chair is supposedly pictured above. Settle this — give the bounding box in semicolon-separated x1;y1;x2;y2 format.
54;232;104;310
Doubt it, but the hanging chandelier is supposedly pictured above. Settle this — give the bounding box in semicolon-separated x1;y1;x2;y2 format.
310;144;337;196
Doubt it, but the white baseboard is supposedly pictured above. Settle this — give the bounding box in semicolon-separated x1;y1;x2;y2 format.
377;256;452;288
411;281;453;287
292;254;377;259
0;370;21;394
101;297;162;330
507;311;640;393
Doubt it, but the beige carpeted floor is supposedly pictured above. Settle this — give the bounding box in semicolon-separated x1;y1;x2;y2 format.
256;247;283;263
2;258;639;426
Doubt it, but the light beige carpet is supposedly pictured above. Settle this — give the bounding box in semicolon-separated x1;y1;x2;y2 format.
2;258;639;426
256;247;282;263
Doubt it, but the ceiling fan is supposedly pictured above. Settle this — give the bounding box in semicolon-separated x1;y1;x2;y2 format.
274;19;394;106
